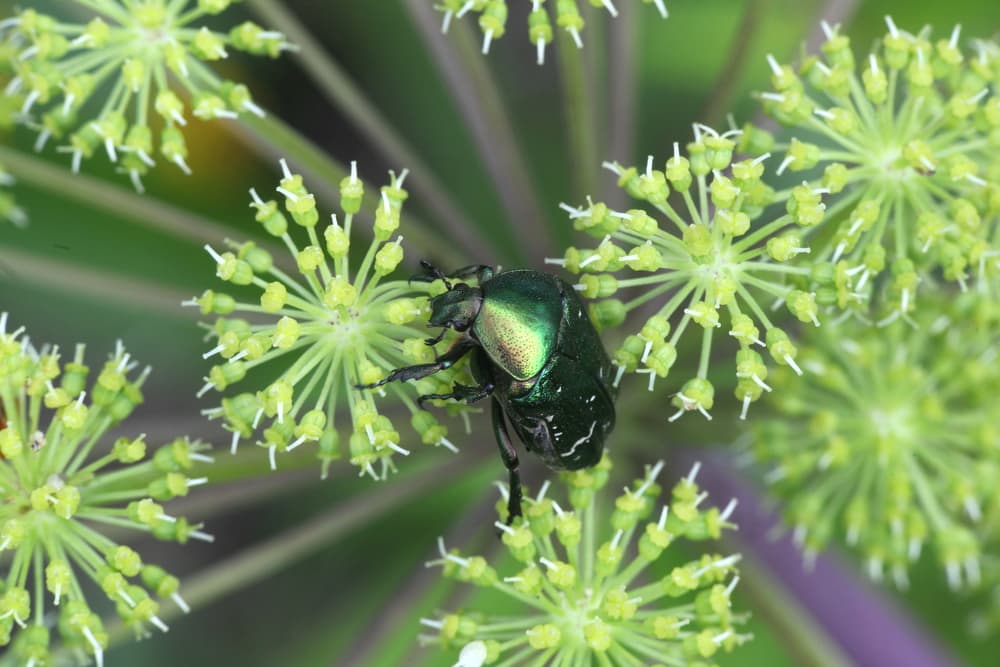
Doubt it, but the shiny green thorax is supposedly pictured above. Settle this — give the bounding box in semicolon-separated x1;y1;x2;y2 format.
473;270;562;381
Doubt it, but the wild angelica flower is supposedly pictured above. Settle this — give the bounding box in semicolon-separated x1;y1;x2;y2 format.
552;125;826;421
193;160;470;479
436;0;668;65
0;1;291;190
0;161;26;227
422;455;748;666
0;314;212;667
749;18;1000;321
748;292;1000;590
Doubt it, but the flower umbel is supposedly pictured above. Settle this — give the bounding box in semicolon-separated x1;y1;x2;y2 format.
749;293;1000;590
423;455;748;666
1;1;291;190
194;160;469;479
556;125;825;420
751;18;1000;320
0;315;211;666
436;0;668;64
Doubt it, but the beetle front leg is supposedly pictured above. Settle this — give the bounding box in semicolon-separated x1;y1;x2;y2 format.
445;264;494;283
355;338;475;389
491;398;522;524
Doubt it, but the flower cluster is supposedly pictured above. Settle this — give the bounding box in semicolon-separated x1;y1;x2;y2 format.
0;314;211;667
193;160;472;479
747;18;1000;320
554;125;826;420
422;455;748;666
436;0;668;64
0;161;25;227
0;1;291;190
749;292;1000;590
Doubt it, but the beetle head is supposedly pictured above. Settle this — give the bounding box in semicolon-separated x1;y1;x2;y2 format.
428;283;482;332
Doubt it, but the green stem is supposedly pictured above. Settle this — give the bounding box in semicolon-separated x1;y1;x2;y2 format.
401;0;555;265
555;25;600;201
0;248;191;315
0;146;250;250
244;0;490;262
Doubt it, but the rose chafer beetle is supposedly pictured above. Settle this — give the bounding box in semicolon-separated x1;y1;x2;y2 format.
360;262;616;521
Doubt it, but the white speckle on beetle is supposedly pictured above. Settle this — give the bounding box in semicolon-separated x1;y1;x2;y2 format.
562;421;597;458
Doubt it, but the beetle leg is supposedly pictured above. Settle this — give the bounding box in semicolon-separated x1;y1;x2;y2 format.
423;326;451;347
355;337;474;389
491;398;523;523
416;381;494;409
445;264;494;283
409;260;452;289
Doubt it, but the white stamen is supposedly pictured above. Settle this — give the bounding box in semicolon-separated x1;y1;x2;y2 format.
441;10;454;33
568;28;582;49
202;344;224;360
657;505;669;530
150;616;170;633
884;16;899;38
652;0;668;18
536;39;545;65
456;1;475;18
776;155;794;176
482;30;493;55
173;155;192;175
949;24;961;50
385;441;411;456
269;445;277;470
765;53;782;76
172;592;191;614
82;627;104;667
612;363;625;389
601;0;618;17
190;530;215;543
964;496;982;522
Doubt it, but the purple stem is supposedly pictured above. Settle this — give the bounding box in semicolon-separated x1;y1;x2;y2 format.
682;450;963;667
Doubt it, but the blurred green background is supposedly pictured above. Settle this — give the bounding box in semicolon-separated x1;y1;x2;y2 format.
1;1;998;665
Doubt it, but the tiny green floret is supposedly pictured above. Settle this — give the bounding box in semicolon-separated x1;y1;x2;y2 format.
436;0;668;65
192;160;472;479
554;124;825;420
0;314;211;666
0;1;292;190
749;292;1000;589
423;454;749;666
750;18;1000;320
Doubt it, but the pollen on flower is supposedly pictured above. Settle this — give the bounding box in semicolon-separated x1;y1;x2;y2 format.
191;160;474;479
436;0;668;65
747;18;1000;320
422;453;750;665
0;314;210;665
557;124;823;419
0;2;292;190
749;292;999;589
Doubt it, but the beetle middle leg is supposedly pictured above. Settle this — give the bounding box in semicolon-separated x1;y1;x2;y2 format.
356;337;475;390
417;382;494;409
491;397;523;524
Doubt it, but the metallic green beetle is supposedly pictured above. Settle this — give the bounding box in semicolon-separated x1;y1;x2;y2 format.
361;262;616;521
